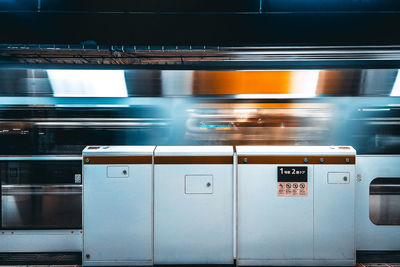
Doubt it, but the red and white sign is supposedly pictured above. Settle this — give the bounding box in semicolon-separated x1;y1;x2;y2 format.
277;182;308;197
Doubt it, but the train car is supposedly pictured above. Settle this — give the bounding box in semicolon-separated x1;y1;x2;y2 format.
0;47;399;265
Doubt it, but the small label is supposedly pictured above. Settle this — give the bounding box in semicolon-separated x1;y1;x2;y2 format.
278;182;308;197
277;166;308;197
75;174;82;184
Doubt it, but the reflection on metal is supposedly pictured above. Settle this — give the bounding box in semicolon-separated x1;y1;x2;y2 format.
370;178;400;225
1;185;82;229
0;160;82;229
0;68;398;97
161;70;194;95
2;185;82;195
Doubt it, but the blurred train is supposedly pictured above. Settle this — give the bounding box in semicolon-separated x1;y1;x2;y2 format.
0;49;400;264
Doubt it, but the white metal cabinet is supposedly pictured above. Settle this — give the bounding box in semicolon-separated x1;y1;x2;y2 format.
154;146;234;264
237;146;356;266
238;164;314;261
82;146;154;266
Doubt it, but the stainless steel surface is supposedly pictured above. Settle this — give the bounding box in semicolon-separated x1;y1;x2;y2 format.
1;160;82;230
370;179;400;225
356;156;400;251
370;194;400;225
2;184;81;194
1;185;82;229
0;229;82;253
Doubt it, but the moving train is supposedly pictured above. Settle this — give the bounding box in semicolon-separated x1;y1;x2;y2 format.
0;48;399;265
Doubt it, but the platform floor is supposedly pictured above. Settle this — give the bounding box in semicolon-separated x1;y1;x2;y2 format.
1;265;400;267
358;264;400;267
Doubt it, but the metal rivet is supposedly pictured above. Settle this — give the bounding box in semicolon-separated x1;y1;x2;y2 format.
320;158;324;163
243;158;248;163
85;158;90;163
304;158;308;163
345;158;350;163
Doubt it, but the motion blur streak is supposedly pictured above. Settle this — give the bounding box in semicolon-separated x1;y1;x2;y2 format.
191;70;319;95
391;70;400;96
47;70;128;97
0;68;400;154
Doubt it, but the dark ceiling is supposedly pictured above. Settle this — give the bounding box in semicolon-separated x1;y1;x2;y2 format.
0;0;400;46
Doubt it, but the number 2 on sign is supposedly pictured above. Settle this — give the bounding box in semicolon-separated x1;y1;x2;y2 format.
279;168;297;175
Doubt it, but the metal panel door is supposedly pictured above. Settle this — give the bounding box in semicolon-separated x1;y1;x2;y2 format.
154;164;233;264
314;164;355;260
238;164;314;261
0;159;82;230
83;164;152;266
356;156;400;251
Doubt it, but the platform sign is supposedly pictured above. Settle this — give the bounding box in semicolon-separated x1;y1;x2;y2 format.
277;166;308;197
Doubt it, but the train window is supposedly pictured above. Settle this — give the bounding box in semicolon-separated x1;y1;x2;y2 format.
1;160;82;229
370;178;400;225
